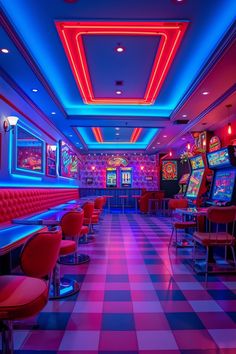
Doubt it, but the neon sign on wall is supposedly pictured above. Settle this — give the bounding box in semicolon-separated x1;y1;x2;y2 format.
107;156;128;167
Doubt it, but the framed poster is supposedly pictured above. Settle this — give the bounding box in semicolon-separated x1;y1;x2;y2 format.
162;160;177;180
16;126;44;173
59;140;78;179
46;144;57;177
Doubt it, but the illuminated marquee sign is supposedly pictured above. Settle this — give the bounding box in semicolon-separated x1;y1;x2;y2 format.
209;136;221;152
107;156;128;167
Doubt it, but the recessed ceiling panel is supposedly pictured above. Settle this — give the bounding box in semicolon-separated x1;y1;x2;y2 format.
56;21;189;105
77;127;158;149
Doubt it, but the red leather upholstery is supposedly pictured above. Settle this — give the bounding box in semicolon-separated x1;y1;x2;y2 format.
20;230;62;278
0;276;48;320
0;230;61;321
59;240;76;256
0;188;79;225
139;191;155;213
60;210;84;238
83;202;95;219
80;225;89;236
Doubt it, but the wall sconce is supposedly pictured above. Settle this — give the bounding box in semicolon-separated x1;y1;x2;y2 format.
187;142;191;151
140;165;144;171
228;122;232;135
169;151;172;157
91;165;96;171
3;116;19;133
226;104;232;135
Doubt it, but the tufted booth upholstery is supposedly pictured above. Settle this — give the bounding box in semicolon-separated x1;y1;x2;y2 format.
0;188;79;225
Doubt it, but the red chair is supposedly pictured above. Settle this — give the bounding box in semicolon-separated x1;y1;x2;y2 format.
139;191;154;213
168;198;196;247
0;230;61;354
93;196;105;217
83;201;99;234
60;210;90;264
193;206;236;283
50;229;80;299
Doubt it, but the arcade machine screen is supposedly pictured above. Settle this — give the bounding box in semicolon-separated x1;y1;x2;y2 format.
106;168;117;187
186;170;204;199
121;167;132;187
190;155;204;170
179;173;190;185
207;147;231;168
211;169;236;202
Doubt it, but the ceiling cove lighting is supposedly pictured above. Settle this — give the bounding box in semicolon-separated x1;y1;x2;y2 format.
130;128;143;143
56;21;189;105
92;127;104;142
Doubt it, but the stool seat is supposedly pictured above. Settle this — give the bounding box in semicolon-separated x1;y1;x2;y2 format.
174;221;196;229
80;225;89;235
59;240;76;256
0;275;47;320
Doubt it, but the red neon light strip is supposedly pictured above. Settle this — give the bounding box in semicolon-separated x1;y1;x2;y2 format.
130;128;143;143
92;127;104;142
56;21;189;105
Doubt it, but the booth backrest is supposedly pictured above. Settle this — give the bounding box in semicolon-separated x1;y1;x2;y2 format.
0;188;79;224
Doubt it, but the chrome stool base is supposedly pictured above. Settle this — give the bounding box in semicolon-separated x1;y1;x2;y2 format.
49;277;80;300
60;253;90;265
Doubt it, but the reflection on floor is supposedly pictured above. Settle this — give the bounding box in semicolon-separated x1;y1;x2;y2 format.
10;213;236;353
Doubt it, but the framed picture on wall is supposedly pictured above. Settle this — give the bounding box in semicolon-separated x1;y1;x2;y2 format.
162;160;178;180
59;140;79;179
46;144;57;177
15;125;44;174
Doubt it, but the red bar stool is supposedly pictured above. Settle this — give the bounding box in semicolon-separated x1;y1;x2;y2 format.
168;199;196;247
132;195;140;213
0;230;61;354
59;210;90;265
83;201;99;235
119;195;128;213
50;235;80;299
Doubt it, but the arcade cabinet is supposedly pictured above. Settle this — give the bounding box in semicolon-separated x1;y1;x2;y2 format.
206;146;236;206
120;167;132;187
185;155;208;207
176;173;190;198
106;168;117;188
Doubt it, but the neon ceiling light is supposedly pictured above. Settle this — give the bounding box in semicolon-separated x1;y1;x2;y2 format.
130;128;143;143
91;127;143;144
77;127;157;150
56;21;188;105
92;127;104;142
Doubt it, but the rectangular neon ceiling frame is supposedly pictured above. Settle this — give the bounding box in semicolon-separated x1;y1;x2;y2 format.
91;127;143;143
56;21;188;105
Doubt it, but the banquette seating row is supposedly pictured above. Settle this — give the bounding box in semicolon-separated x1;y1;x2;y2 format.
0;188;79;226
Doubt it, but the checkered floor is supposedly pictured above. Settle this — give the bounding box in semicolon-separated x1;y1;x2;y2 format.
12;213;236;353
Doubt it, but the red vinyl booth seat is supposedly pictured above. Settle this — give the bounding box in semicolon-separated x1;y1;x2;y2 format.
0;188;79;226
